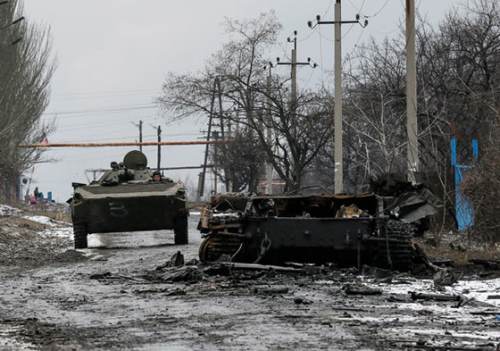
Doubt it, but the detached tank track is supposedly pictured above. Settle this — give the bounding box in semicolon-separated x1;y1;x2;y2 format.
367;220;416;271
199;234;244;262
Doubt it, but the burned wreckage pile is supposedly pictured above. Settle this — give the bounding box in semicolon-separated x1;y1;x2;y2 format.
198;181;440;271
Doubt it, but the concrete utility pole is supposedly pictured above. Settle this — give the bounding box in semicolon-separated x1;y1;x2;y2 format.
334;0;343;194
291;34;298;109
264;63;274;195
215;78;231;192
276;31;317;112
309;3;367;194
406;0;418;183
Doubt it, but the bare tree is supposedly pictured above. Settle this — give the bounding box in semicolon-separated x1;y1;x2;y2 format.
0;0;55;202
160;12;333;193
332;0;500;231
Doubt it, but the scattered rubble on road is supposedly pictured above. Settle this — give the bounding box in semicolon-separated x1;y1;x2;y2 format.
0;203;499;350
74;250;500;350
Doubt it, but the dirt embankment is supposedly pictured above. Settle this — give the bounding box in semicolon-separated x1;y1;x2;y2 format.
0;204;84;268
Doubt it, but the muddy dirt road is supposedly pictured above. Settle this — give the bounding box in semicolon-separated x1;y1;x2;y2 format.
0;214;499;350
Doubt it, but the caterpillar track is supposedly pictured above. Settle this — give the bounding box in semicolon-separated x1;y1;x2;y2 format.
367;220;416;271
199;234;243;262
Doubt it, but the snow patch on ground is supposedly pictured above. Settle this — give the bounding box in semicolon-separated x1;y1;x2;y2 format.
371;277;500;307
23;215;57;227
0;204;21;216
451;278;500;307
39;226;73;239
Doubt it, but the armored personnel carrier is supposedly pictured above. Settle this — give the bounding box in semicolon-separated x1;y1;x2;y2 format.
69;150;188;249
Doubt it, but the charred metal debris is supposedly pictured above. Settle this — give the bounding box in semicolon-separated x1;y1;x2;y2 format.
198;181;440;271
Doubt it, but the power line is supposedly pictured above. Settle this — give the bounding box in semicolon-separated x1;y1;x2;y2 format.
347;0;367;15
53;88;160;98
297;0;335;43
52;117;158;131
365;0;390;18
42;104;159;117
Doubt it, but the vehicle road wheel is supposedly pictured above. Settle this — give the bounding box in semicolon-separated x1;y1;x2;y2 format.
73;224;88;249
174;215;188;245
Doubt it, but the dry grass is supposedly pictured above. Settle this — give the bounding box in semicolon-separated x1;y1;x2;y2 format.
416;233;500;266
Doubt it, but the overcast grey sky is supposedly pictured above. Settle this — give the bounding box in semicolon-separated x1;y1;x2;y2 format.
22;0;456;202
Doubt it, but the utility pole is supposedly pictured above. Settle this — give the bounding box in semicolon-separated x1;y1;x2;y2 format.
139;120;143;152
198;78;218;201
132;120;143;152
264;62;275;195
291;33;298;109
406;0;418;183
212;130;219;195
156;125;162;172
276;31;317;112
216;78;230;192
308;3;367;194
334;0;343;194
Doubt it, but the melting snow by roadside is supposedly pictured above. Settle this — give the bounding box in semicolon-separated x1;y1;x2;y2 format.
22;215;57;227
39;225;73;239
0;204;21;216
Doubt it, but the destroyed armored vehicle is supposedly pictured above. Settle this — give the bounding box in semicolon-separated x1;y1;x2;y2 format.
69;150;188;249
198;183;439;271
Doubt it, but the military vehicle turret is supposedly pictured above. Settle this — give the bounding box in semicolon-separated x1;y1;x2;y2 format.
69;150;188;249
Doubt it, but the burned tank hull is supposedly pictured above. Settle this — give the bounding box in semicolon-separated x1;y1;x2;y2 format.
199;192;427;271
232;217;415;269
70;151;188;249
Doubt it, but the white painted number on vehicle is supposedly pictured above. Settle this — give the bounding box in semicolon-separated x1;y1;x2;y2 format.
109;202;128;218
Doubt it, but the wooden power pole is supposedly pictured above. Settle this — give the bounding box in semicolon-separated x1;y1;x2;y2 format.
156;125;162;172
132;120;143;152
139;120;143;152
198;78;218;201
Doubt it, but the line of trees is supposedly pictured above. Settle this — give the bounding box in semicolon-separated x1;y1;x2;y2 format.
0;0;54;202
159;1;499;237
